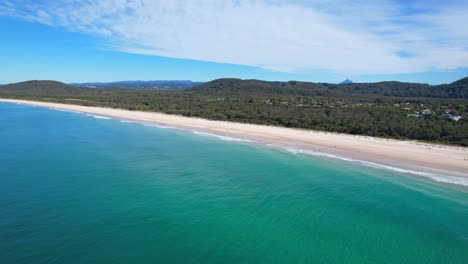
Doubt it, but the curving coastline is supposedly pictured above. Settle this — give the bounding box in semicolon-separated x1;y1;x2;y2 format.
1;98;467;184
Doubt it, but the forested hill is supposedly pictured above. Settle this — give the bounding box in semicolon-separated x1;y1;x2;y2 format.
329;78;468;98
1;78;467;146
190;77;468;98
0;80;86;95
189;78;329;96
3;78;468;98
449;77;468;89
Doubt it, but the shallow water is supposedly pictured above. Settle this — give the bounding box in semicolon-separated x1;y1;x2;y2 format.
1;102;467;263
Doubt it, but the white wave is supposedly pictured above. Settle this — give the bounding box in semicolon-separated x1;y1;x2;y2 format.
51;108;81;114
281;147;468;187
120;120;182;130
143;123;179;130
283;147;355;162
86;114;111;120
192;131;253;142
428;176;468;187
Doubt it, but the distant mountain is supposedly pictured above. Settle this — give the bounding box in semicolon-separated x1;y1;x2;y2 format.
70;80;203;90
189;78;329;96
0;80;84;95
190;77;468;98
1;77;467;99
339;79;353;84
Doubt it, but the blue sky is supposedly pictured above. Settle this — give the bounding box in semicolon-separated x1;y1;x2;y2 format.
1;0;468;84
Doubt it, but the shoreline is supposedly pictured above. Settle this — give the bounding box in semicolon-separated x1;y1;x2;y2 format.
2;98;467;185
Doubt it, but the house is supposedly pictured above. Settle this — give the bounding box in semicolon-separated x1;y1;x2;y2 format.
448;115;462;121
421;109;433;115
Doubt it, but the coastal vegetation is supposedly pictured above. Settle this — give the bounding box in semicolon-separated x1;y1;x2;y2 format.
1;78;467;146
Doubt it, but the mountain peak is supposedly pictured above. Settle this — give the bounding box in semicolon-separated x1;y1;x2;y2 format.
339;79;353;84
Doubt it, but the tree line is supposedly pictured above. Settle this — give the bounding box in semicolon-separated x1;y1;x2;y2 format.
1;79;467;146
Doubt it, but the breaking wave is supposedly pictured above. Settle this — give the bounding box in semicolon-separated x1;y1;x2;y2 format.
192;131;253;142
86;114;111;120
282;147;468;187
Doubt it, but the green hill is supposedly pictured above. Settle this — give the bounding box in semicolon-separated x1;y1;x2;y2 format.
3;78;467;99
191;78;468;98
1;78;467;145
0;80;85;96
189;78;330;96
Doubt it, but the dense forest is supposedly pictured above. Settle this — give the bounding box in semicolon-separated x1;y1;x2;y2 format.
1;78;467;146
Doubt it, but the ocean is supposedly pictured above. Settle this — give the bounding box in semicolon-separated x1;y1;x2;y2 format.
1;102;467;263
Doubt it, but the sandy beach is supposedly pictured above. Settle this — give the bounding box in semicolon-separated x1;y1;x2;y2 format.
2;98;467;182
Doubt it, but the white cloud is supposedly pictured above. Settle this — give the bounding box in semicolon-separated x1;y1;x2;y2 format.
2;0;468;75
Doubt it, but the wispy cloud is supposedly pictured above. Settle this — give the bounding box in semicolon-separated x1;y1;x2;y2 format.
1;0;467;75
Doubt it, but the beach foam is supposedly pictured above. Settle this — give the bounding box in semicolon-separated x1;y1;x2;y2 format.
281;147;468;187
51;108;81;114
143;123;180;130
192;131;253;142
86;114;111;120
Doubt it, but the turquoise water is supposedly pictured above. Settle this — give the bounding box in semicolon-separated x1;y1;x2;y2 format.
1;102;468;264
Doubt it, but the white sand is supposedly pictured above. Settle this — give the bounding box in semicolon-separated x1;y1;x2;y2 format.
2;99;467;180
